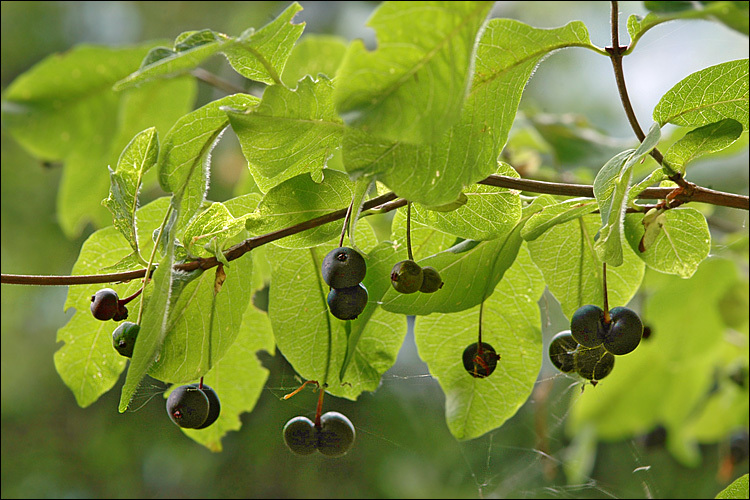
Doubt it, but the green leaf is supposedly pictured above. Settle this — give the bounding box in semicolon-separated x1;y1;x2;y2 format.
343;19;595;207
103;127;159;255
521;197;598;242
716;474;749;499
653;59;749;130
623;208;711;278
593;124;661;266
114;33;228;91
223;2;305;85
527;212;645;320
227;76;342;193
664;118;744;173
244;169;353;249
281;34;348;87
414;245;545;440
381;197;547;315
174;29;218;52
335;1;494;144
179;300;275;451
182;202;249;258
159;93;259;232
410;162;522;241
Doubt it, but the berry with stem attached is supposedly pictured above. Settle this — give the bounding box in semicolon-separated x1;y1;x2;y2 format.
166;385;210;429
90;288;120;321
322;247;367;289
570;304;606;348
390;260;423;294
316;411;356;458
603;306;643;355
462;342;500;378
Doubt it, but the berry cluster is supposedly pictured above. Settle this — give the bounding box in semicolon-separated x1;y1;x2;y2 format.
283;412;355;458
390;259;443;294
166;383;221;429
322;247;368;320
548;304;643;383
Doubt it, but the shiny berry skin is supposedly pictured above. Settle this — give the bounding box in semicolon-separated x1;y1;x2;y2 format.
322;247;367;289
188;384;221;429
284;416;317;456
327;283;368;320
603;307;643;355
316;412;355;458
90;288;120;321
574;345;615;382
419;266;444;293
548;330;578;373
462;342;501;378
390;260;423;294
112;322;140;358
570;305;606;348
166;385;210;429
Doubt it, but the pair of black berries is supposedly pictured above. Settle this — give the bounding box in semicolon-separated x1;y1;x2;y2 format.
322;247;369;320
549;304;643;383
166;383;222;429
390;260;443;294
90;289;141;358
283;412;355;458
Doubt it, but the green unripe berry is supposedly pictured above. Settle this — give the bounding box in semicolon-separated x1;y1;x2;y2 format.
419;266;444;293
574;345;615;382
316;412;355;458
603;307;643;355
284;416;317;456
570;304;606;348
112;322;140;358
91;288;120;321
166;385;210;429
462;342;501;378
548;330;578;373
390;260;423;294
188;383;221;429
327;283;368;320
322;247;367;289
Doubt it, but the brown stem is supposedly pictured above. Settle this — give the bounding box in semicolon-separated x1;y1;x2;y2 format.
190;68;250;96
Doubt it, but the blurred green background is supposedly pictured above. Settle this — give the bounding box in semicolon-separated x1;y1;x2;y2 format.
1;2;748;498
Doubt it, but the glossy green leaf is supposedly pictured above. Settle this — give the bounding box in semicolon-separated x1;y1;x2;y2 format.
182;202;250;258
410;162;522;241
223;2;305;85
103;127;159;255
179;299;275;451
521;197;598;242
227;76;342;193
245;169;353;249
414;245;545;440
623;208;711;278
343;19;595;207
159;93;259;232
527;213;645;320
281;34;348;87
664;118;743;173
653;59;749;130
716;474;749;499
335;1;494;144
593;124;661;266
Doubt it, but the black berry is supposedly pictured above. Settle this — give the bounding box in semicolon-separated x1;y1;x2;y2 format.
574;344;615;382
166;385;210;429
284;416;317;456
419;266;444;293
90;288;120;321
188;383;221;429
462;342;501;378
112;321;140;358
570;305;606;348
322;247;367;289
327;283;368;320
603;307;643;355
390;260;423;294
548;330;578;373
316;411;355;458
